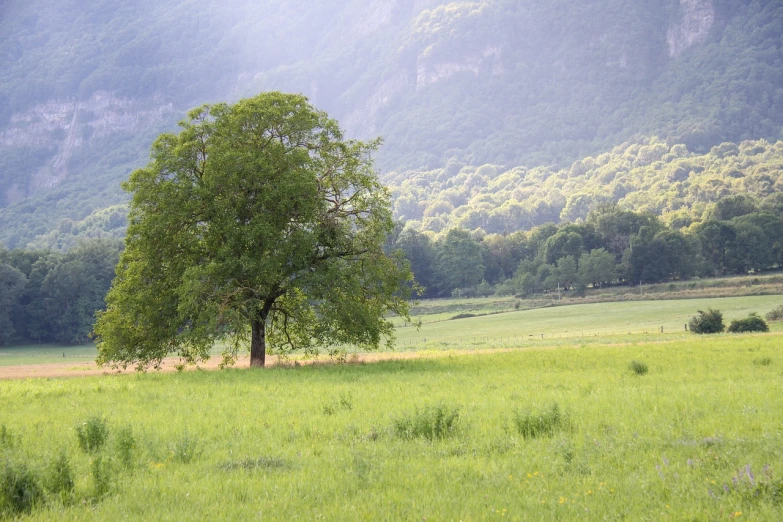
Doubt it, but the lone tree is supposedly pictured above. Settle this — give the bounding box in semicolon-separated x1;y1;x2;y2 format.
93;92;416;369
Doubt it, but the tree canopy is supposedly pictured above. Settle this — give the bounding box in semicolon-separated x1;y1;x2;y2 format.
93;92;415;369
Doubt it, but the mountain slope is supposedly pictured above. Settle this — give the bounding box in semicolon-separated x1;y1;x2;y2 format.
1;0;782;248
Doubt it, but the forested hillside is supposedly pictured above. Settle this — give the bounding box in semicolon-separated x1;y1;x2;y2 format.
389;138;783;235
1;0;782;248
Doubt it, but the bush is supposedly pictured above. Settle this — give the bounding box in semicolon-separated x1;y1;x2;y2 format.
451;313;476;320
393;403;460;440
76;417;109;454
513;403;570;439
629;360;649;375
43;452;74;501
170;431;200;463
689;308;724;334
91;456;112;498
765;305;783;322
0;459;44;516
114;426;136;469
727;313;769;333
0;426;14;448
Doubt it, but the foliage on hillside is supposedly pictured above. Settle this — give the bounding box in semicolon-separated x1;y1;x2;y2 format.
389;138;783;236
0;0;782;248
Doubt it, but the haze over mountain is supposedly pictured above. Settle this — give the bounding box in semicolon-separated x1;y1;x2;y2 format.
1;0;782;248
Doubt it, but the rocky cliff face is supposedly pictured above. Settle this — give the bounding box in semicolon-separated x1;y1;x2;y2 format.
667;0;715;57
0;92;173;203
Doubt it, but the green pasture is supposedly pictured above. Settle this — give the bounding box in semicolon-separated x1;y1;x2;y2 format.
1;334;782;520
2;294;782;367
395;295;783;347
0;344;97;367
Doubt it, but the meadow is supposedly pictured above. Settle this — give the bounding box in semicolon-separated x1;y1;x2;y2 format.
1;295;783;520
3;294;781;368
1;339;782;518
396;294;783;346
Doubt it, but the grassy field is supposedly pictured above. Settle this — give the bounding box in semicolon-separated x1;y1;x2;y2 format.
395;295;783;347
0;344;97;367
2;295;783;519
4;294;781;368
1;333;782;519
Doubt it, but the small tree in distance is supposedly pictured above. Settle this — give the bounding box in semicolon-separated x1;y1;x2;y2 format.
689;308;725;334
93;92;416;369
727;313;769;333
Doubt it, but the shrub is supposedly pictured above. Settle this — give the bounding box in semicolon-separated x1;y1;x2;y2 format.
689;308;724;334
513;403;570;439
765;305;783;322
170;431;200;463
0;426;14;448
728;313;769;333
629;360;649;375
43;451;74;501
393;403;460;440
114;426;136;469
76;417;109;454
91;456;112;498
0;459;44;516
451;313;476;320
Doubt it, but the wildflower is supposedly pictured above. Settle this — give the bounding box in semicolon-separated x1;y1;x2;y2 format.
745;464;755;486
559;497;566;504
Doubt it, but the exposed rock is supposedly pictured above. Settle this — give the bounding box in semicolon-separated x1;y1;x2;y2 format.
344;71;410;135
0;91;173;191
416;45;502;89
667;0;714;57
354;0;396;36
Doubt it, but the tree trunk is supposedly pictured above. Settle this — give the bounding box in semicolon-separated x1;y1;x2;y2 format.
250;318;266;368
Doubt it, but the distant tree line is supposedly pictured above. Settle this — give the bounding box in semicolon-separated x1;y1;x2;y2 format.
0;239;121;346
390;195;783;298
2;193;783;346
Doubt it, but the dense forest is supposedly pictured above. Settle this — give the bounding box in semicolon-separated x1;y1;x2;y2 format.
0;240;121;345
1;0;782;248
391;195;783;298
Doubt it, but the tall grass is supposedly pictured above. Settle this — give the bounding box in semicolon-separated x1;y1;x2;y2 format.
1;335;782;519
